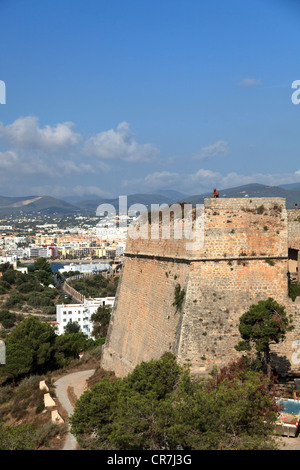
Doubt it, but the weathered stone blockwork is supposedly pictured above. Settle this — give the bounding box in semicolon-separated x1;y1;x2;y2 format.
101;198;300;377
102;255;190;377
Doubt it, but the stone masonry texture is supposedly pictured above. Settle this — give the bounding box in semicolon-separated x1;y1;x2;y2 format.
101;198;300;377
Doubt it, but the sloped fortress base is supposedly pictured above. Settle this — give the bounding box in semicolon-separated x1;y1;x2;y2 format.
101;198;300;377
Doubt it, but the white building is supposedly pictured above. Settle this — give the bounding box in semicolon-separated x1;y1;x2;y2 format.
58;262;111;275
55;297;115;338
5;248;30;259
116;243;126;257
0;256;28;274
95;225;128;240
29;245;58;258
0;255;17;265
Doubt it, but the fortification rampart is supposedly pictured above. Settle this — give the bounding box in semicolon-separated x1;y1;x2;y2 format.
101;198;300;377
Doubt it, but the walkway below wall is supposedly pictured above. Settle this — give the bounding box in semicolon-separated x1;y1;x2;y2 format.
54;369;95;450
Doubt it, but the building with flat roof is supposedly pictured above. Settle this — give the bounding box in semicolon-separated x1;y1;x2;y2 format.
58;262;111;275
55;297;115;338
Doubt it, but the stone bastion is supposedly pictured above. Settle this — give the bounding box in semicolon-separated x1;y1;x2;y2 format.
101;197;300;377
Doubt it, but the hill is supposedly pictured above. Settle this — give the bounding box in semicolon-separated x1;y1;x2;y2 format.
75;184;300;212
0;195;79;217
1;183;300;217
279;183;300;191
153;189;189;201
75;193;175;212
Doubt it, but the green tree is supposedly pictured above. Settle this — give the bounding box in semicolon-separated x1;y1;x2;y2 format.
0;316;56;380
91;305;112;338
235;297;294;377
0;262;12;274
28;258;54;286
1;269;17;286
0;309;17;329
31;258;52;274
64;321;81;334
2;341;34;380
70;354;279;450
4;291;25;309
54;332;91;367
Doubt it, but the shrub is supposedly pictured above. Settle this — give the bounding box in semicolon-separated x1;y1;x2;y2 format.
289;283;300;301
172;283;185;311
0;384;13;405
257;205;265;214
0;423;36;450
0;309;17;329
265;259;275;266
35;402;45;415
34;422;59;448
0;285;7;295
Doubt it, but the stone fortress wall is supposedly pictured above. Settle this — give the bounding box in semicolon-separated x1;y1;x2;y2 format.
101;198;300;377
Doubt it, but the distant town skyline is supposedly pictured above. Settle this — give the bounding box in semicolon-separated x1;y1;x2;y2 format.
0;0;300;198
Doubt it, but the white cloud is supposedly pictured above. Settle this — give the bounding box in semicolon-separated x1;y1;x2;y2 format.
20;158;57;176
29;185;67;197
0;117;160;181
123;171;181;192
238;78;261;87
122;169;300;196
84;121;159;162
219;171;300;189
0;150;18;168
0;116;80;153
190;168;220;183
193;141;229;160
72;185;113;198
144;171;181;188
57;160;95;175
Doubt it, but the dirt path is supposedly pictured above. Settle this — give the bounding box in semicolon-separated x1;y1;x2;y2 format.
278;436;300;450
54;369;95;450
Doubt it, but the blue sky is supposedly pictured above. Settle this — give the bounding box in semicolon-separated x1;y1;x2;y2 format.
0;0;300;199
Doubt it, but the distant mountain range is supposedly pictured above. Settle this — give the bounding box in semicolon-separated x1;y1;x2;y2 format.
279;183;300;191
0;195;77;217
184;183;300;208
75;193;177;212
1;183;300;217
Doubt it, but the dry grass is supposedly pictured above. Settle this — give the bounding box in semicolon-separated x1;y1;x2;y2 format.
86;367;116;389
67;386;78;407
0;375;68;450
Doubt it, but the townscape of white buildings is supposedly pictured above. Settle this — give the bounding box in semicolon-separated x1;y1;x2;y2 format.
0;214;124;339
0;219;128;261
0;253;115;339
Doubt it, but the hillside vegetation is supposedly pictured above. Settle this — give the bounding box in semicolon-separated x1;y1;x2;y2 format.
0;314;105;450
68;273;119;298
70;353;281;450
